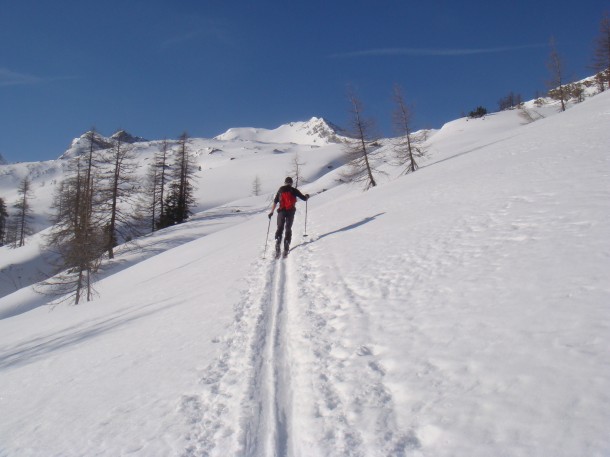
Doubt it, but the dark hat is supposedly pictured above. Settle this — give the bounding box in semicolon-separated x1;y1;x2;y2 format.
284;176;293;185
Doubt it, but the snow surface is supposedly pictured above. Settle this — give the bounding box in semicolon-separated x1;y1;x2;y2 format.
0;92;609;456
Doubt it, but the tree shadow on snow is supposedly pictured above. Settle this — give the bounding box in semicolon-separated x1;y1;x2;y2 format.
0;301;176;370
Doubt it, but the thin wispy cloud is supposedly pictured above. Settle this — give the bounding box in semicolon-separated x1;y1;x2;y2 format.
160;17;235;51
330;43;546;58
0;68;76;87
0;68;43;87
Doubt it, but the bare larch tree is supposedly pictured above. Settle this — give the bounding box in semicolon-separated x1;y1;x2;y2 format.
592;12;610;91
547;37;568;112
139;139;171;232
343;89;377;190
101;133;140;259
392;84;426;174
43;131;106;304
153;139;170;230
291;152;306;188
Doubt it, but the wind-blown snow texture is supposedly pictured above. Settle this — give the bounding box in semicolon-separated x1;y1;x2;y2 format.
1;95;609;456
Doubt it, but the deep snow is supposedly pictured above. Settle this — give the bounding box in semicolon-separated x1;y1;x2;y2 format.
0;93;609;456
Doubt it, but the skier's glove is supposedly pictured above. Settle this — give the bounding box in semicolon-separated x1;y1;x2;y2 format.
305;194;310;200
268;212;273;219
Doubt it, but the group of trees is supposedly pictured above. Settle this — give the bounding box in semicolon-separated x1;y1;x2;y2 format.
44;131;108;303
3;12;608;302
498;92;523;111
542;13;609;111
39;130;197;304
342;84;428;190
592;12;610;90
475;12;610;118
0;198;7;244
468;106;488;118
143;133;197;232
0;176;36;248
342;12;609;191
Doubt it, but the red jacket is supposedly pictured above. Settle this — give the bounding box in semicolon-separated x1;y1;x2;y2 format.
274;185;308;212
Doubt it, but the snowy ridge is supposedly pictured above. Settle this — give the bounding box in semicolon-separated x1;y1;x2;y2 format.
214;117;344;144
58;131;113;160
56;130;146;161
0;90;609;456
110;129;148;144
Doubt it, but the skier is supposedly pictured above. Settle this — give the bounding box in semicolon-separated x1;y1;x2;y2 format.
268;176;309;258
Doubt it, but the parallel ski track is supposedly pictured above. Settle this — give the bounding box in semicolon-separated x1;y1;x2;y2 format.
181;256;283;457
186;233;411;456
245;257;292;457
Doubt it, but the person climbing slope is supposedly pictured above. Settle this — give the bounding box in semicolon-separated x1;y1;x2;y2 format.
268;176;309;258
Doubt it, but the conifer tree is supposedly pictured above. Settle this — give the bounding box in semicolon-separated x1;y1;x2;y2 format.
13;176;35;247
164;133;197;225
151;139;171;230
498;91;523;111
468;106;488;118
0;197;8;246
4;214;19;248
251;175;262;196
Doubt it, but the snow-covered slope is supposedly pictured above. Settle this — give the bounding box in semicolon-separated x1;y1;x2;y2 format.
0;92;609;456
0;122;347;298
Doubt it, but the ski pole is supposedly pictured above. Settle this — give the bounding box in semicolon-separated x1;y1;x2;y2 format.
304;200;308;237
263;214;272;258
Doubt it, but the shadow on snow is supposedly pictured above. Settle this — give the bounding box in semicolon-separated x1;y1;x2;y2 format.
292;212;385;250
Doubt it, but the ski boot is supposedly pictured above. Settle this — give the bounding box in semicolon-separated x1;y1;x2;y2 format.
275;240;282;259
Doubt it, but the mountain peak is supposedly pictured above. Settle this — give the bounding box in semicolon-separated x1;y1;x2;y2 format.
58;131;111;160
298;117;344;142
214;117;343;145
57;130;147;160
110;130;147;144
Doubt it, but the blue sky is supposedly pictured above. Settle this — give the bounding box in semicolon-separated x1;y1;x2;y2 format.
0;0;606;162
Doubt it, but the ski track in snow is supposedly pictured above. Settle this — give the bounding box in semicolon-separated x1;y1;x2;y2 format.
178;253;293;457
242;257;291;457
173;136;609;456
178;235;419;456
177;257;271;456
